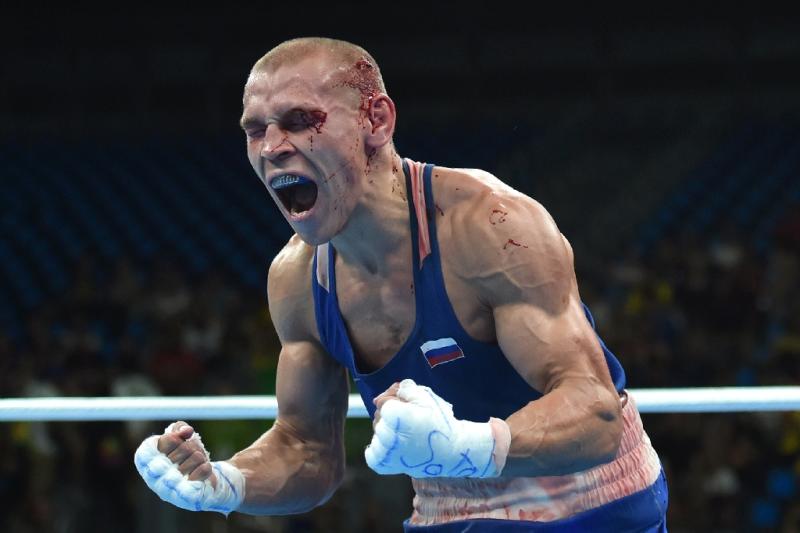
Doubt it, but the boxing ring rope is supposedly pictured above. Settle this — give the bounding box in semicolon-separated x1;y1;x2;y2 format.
1;387;799;421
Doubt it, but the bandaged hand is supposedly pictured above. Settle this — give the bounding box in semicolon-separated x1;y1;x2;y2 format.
365;379;511;478
134;421;245;515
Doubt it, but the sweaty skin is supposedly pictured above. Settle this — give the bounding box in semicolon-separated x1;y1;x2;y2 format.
155;39;622;515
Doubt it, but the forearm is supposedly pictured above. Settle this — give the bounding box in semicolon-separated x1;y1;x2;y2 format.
501;380;622;477
229;420;345;515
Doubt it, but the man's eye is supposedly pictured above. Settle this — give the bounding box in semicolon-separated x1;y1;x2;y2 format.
246;128;265;139
283;112;311;131
283;109;327;132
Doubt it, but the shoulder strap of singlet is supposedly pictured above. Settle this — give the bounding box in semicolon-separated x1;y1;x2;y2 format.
405;157;466;329
403;158;433;268
315;242;330;292
411;158;462;316
311;243;328;349
310;241;355;370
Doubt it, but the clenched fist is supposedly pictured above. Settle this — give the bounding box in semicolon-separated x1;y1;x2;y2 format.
134;421;245;514
365;379;511;479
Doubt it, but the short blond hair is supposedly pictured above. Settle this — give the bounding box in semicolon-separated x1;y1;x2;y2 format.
251;37;387;98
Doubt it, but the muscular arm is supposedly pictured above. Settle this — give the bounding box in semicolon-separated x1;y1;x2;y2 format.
452;188;622;477
230;240;349;514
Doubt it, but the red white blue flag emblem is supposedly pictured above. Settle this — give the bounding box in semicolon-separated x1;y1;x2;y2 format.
420;338;464;368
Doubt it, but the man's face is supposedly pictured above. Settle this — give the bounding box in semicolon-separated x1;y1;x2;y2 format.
240;54;369;245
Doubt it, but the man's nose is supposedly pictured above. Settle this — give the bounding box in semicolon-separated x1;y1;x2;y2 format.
261;124;294;162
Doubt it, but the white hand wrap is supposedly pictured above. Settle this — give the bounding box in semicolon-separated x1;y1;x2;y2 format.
365;379;511;478
134;423;245;515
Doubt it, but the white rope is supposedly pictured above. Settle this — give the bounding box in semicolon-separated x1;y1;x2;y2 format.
1;387;799;421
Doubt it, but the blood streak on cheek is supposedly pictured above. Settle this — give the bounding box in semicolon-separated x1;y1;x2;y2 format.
503;239;528;250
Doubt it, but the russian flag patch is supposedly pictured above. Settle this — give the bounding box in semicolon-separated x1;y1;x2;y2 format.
420;338;464;368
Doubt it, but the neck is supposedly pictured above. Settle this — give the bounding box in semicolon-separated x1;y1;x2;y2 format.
330;151;409;275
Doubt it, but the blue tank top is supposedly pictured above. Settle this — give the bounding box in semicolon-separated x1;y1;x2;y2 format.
311;159;626;422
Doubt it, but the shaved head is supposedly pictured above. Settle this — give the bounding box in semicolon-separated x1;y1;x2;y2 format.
250;37;387;102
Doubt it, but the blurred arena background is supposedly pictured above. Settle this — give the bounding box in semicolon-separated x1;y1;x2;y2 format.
1;5;799;532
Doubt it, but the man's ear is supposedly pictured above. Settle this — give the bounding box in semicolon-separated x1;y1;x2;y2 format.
365;94;396;149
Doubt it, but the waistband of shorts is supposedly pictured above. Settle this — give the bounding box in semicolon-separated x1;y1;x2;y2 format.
409;392;663;525
404;468;668;532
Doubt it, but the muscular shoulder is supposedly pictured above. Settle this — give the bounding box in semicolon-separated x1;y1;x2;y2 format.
267;234;318;342
429;166;516;209
433;167;576;312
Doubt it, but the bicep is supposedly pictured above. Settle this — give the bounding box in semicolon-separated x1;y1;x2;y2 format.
274;337;349;445
493;297;612;394
469;195;613;394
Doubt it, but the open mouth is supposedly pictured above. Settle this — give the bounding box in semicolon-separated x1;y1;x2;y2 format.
270;174;318;215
